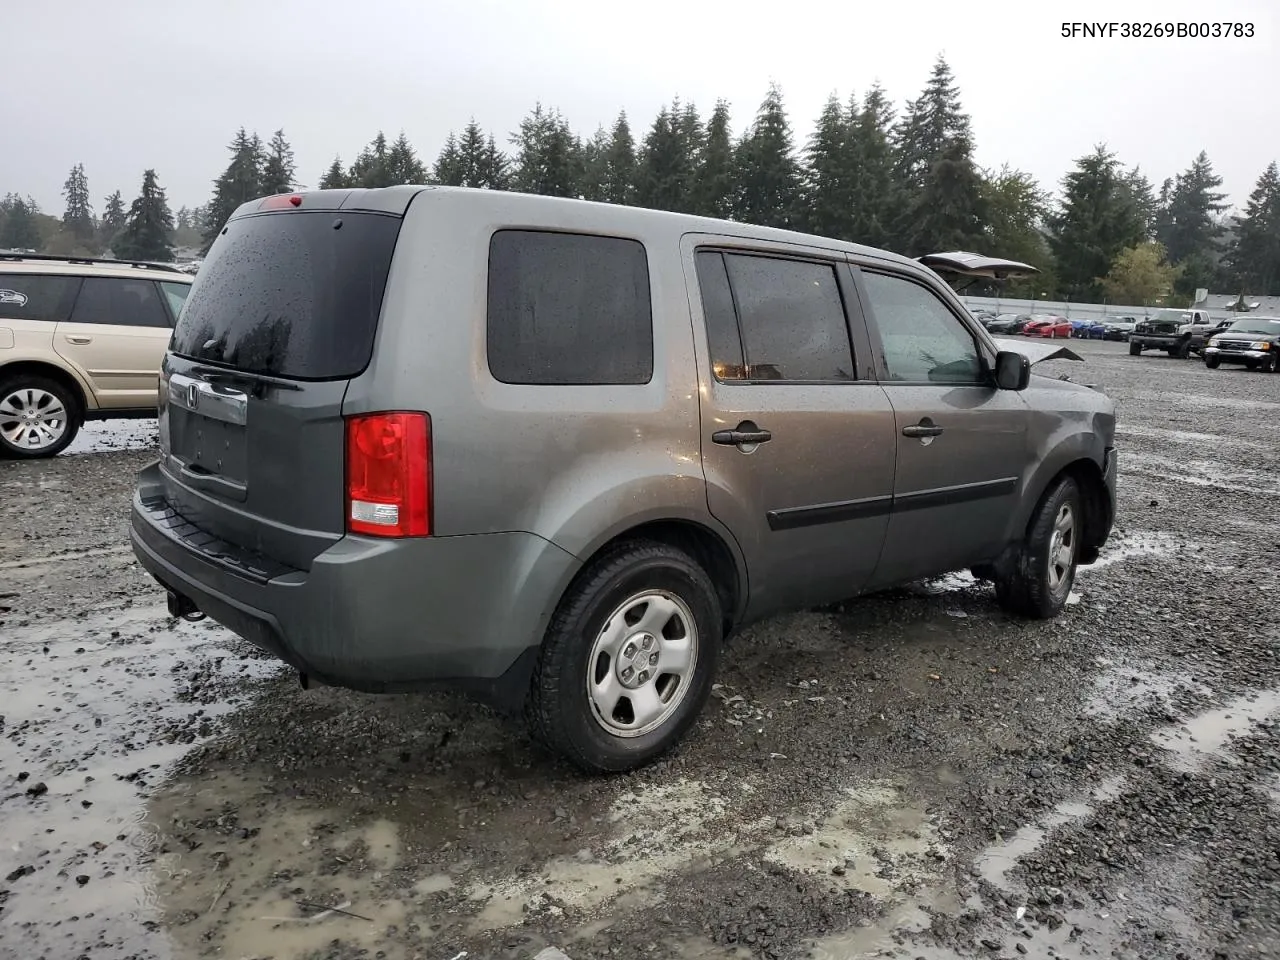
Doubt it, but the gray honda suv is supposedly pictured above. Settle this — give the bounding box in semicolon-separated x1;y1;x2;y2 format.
130;186;1117;773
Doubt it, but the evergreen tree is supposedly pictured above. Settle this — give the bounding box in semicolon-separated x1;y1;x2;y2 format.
1221;161;1280;295
436;121;510;190
189;204;207;234
386;132;428;184
115;169;175;262
203;128;265;252
260;129;297;195
0;195;41;250
578;126;610;202
1157;151;1230;296
601;112;637;205
61;163;95;241
1048;145;1146;301
801;92;853;239
980;165;1053;295
891;56;983;254
694;100;734;219
100;190;126;248
176;207;191;231
319;156;349;189
731;84;802;229
434;134;466;186
845;84;899;249
350;132;392;187
480;134;511;190
636;105;686;211
510;104;581;197
1122;167;1158;240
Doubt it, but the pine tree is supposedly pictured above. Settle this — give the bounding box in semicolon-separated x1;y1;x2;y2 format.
319;156;349;189
1048;145;1146;300
510;104;581;197
100;190;126;248
61;163;95;241
802;93;853;239
350;132;392;188
203;128;265;252
480;134;511;190
176;207;191;231
694;100;734;219
602;112;637;205
1122;167;1158;240
115;169;175;262
892;56;984;254
260;129;297;195
437;121;510;189
434;134;466;186
0;195;41;250
636;105;684;211
980;165;1053;295
845;84;899;249
1221;161;1280;296
579;127;610;202
386;132;428;185
1157;151;1230;296
732;84;802;229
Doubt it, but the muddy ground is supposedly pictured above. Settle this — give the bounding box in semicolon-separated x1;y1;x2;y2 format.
3;338;1280;960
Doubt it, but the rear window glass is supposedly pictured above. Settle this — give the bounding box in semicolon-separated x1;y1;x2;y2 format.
71;277;171;329
170;211;401;380
487;230;653;385
0;273;82;323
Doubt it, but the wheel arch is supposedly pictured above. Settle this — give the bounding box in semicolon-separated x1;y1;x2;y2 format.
0;359;94;414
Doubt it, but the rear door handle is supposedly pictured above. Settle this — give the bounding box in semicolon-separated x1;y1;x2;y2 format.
66;335;93;345
713;424;772;446
902;420;943;438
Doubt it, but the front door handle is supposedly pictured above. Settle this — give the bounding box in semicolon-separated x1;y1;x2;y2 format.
66;335;93;345
902;419;943;438
713;422;772;446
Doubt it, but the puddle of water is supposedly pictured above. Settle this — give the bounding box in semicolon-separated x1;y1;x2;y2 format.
762;782;944;901
65;418;157;455
1116;424;1229;445
976;775;1126;890
465;778;731;928
1123;449;1280;497
1150;688;1280;773
1079;531;1180;572
0;602;278;959
1083;659;1213;722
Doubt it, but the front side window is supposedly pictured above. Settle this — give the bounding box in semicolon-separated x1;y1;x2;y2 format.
0;273;82;323
860;271;984;384
695;250;855;382
487;230;653;385
71;277;171;329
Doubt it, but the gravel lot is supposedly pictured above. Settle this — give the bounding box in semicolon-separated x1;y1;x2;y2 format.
3;338;1279;960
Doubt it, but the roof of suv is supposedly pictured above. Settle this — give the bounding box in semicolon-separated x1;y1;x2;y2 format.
0;254;191;282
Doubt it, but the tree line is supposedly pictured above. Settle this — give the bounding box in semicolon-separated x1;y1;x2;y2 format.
3;55;1277;304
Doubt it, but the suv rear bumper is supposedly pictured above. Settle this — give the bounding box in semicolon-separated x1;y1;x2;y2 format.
129;462;579;704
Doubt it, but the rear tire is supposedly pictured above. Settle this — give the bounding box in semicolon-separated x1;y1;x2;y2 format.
0;374;81;459
525;540;722;774
995;475;1082;620
1173;339;1191;359
1129;342;1143;356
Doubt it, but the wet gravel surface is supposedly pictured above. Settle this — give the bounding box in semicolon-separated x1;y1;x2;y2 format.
3;340;1280;960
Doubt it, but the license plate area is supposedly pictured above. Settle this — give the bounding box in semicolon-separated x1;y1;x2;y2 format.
168;373;250;486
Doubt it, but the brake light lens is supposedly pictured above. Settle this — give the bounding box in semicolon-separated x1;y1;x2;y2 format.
260;193;303;210
345;412;431;537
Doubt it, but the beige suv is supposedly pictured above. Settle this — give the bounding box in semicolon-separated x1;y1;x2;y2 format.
0;255;192;458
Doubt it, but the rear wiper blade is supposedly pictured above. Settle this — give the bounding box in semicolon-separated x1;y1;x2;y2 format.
190;366;302;392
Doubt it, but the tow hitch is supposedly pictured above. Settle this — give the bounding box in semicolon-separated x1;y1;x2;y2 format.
166;590;206;622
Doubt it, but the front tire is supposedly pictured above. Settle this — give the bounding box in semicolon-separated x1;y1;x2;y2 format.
1129;342;1143;356
0;374;81;459
1205;356;1221;369
995;475;1082;620
1264;354;1278;373
525;540;722;773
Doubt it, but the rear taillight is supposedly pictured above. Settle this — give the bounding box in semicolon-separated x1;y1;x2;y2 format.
345;412;431;538
259;193;303;210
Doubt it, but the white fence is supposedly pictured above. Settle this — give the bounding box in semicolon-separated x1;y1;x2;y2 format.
959;296;1233;324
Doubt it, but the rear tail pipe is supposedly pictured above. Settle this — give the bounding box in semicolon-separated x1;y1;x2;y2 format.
166;590;206;622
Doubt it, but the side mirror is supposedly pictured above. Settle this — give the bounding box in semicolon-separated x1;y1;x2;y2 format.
994;350;1031;391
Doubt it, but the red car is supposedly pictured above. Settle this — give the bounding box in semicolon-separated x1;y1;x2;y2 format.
1025;316;1072;338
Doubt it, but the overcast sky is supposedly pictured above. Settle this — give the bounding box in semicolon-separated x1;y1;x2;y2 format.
3;0;1276;218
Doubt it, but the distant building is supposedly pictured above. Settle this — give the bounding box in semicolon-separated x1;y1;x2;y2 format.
1192;292;1280;315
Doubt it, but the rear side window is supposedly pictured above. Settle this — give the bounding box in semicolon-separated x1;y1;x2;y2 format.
0;274;82;323
71;277;171;329
487;230;653;385
159;281;190;323
170;211;402;380
697;251;855;382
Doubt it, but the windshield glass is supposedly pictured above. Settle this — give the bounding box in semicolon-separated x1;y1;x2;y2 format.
1225;318;1280;335
1151;311;1192;323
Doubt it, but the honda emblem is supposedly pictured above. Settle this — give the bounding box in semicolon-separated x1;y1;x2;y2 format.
187;383;199;409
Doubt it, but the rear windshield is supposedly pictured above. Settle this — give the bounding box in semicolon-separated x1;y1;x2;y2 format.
170;210;401;380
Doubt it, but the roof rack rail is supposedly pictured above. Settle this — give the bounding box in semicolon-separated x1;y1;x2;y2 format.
0;252;186;273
